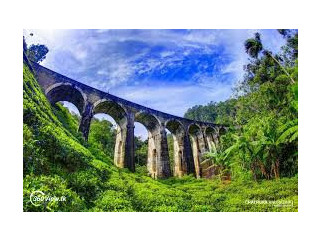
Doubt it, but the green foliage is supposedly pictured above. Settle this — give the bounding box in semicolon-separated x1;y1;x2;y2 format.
23;29;298;212
88;118;116;161
244;32;263;59
277;119;298;144
26;44;49;63
184;31;298;181
167;134;174;173
134;136;148;166
52;103;83;143
23;174;86;212
278;29;298;65
23;64;93;176
184;99;237;124
92;190;134;212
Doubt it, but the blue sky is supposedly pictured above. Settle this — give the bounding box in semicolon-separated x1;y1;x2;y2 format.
24;29;286;139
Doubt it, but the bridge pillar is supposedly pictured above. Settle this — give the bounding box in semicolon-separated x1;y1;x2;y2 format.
114;126;126;168
199;128;209;153
147;125;171;179
201;127;209;152
173;133;195;177
190;134;201;178
147;131;157;178
124;111;135;172
78;102;94;141
213;134;219;149
183;134;195;175
189;130;208;178
213;127;222;150
114;111;135;172
205;131;216;152
173;135;187;177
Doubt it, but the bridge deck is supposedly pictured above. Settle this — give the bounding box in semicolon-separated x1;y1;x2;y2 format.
31;61;226;128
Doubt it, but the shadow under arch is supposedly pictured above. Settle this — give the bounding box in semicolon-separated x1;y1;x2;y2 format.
188;123;205;178
92;99;128;168
188;123;202;136
92;99;128;127
46;83;87;114
165;119;187;177
134;111;162;178
217;126;227;135
204;126;218;152
165;119;185;136
135;111;161;134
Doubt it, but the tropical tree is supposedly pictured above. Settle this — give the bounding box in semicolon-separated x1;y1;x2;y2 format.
27;44;49;63
277;83;298;145
244;32;295;84
182;30;298;180
244;32;263;59
135;137;148;166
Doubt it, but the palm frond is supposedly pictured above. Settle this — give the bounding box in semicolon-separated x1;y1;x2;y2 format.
277;124;298;144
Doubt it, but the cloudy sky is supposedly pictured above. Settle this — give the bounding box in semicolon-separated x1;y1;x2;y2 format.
24;29;286;139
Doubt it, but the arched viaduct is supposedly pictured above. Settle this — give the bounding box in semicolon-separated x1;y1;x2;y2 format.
30;62;227;179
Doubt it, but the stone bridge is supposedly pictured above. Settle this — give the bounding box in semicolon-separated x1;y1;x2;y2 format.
30;61;227;179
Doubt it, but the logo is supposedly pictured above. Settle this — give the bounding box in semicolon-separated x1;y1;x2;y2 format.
30;191;66;206
245;199;293;207
30;190;46;206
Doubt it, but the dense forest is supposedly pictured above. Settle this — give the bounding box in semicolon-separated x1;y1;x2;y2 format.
185;30;298;181
23;30;298;212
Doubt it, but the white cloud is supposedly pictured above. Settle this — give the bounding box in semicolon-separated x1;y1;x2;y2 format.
25;29;286;122
113;81;232;117
134;122;148;140
183;30;217;45
160;51;175;58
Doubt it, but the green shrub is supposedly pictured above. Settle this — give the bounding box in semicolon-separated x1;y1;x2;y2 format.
92;190;134;212
23;174;85;212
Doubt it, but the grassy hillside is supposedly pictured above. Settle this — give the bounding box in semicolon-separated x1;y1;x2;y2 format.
23;63;298;212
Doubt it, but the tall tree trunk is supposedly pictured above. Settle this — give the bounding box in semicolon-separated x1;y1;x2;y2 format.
274;158;280;179
266;52;295;84
251;161;257;181
258;160;268;179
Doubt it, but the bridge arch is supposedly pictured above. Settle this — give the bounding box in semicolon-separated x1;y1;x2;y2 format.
188;123;202;136
92;99;129;168
45;83;87;114
165;119;187;177
93;99;128;127
135;112;161;177
134;112;172;178
204;126;217;152
205;126;217;134
135;112;161;134
212;126;227;150
165;119;185;135
188;123;206;178
217;126;227;135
